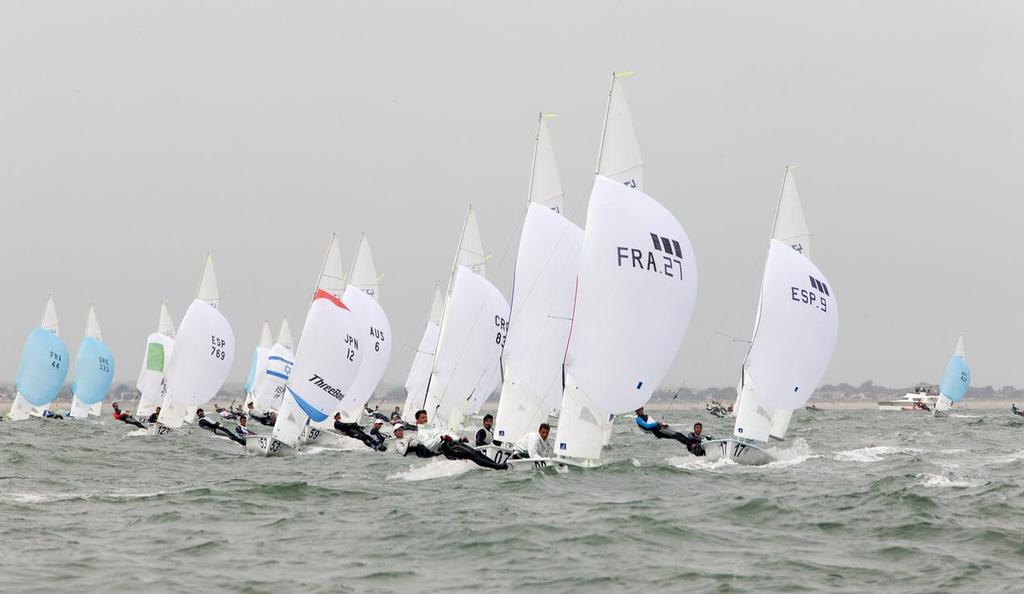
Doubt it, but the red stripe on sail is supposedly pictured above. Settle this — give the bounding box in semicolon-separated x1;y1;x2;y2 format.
313;289;349;310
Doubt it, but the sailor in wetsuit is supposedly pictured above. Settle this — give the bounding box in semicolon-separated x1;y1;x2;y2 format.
41;410;64;420
1012;404;1024;417
234;415;255;441
111;402;144;428
246;401;276;426
368;419;387;446
412;411;507;470
686;422;712;457
333;412;387;451
474;414;502;447
147;406;161;424
634;407;699;451
395;411;441;458
512;423;554;459
196;408;245;445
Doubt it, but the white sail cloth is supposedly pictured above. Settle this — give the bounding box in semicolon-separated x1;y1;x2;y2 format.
495;205;582;443
335;285;392;418
424;266;509;431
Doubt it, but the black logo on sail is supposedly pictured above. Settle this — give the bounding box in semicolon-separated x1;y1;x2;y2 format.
650;233;683;258
808;276;829;296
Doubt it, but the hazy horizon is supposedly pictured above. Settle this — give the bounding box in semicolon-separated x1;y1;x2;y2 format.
2;2;1022;390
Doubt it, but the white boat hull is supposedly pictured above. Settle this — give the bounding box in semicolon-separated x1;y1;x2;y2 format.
702;439;773;466
245;434;295;457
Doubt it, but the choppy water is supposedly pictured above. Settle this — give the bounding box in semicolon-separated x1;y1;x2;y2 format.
1;408;1022;593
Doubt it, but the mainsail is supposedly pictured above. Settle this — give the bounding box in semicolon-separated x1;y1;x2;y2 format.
156;255;235;429
10;297;69;420
554;177;698;461
402;284;443;417
69;306;114;418
136;301;176;417
348;235;381;302
596;72;644;190
494;115;582;444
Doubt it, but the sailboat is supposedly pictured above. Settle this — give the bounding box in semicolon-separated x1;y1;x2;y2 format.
418;208;509;434
135;301;176;418
704;168;839;465
151;255;236;435
68;306;115;418
933;335;971;417
243;321;274;406
516;176;697;470
402;284;443;419
247;235;365;456
303;238;392;443
247;319;293;419
8;296;69;420
492;113;583;451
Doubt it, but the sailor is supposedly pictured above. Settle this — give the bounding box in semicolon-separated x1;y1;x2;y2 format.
111;402;145;428
147;406;161;424
333;412;387;451
513;423;553;459
246;401;276;426
1013;403;1024;417
364;405;390;424
474;414;502;446
634;407;699;450
214;404;237;420
395;411;441;458
369;419;387;446
414;411;507;470
234;415;255;440
196;408;245;445
390;406;402;422
41;410;65;420
686;422;711;456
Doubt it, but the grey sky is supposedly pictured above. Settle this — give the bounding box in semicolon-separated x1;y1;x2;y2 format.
2;2;1022;391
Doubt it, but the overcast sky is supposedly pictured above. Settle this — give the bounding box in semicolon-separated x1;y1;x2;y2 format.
2;2;1022;392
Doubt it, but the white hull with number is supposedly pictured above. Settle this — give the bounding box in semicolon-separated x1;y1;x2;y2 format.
245;434;296;457
702;439;773;466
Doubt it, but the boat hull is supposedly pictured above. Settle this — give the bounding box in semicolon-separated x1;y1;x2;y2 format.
702;439;773;466
245;434;294;457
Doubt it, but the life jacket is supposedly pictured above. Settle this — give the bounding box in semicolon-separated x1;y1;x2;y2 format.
112;410;124;420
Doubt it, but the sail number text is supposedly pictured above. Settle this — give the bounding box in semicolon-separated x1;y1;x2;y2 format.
210;335;227;360
791;287;828;312
616;247;684;280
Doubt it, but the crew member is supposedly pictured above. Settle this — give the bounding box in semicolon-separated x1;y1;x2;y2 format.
396;411;441;458
147;407;161;424
333;412;387;451
513;423;553;459
475;414;502;446
235;415;255;440
247;401;276;426
196;408;245;445
111;402;145;429
634;407;698;450
368;419;387;447
415;411;507;470
686;422;711;456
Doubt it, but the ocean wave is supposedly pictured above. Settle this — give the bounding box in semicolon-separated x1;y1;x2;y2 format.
387;458;476;481
833;445;926;463
916;473;982;488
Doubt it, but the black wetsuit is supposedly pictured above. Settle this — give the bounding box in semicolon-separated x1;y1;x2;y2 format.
440;440;508;470
147;412;159;424
249;411;275;427
198;417;245;445
637;415;699;449
119;414;145;429
42;410;64;420
335;421;386;450
686;432;710;456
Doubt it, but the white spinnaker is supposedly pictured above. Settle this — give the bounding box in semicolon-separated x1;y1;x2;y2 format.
348;235;381;302
562;176;697;414
495;205;583;444
528;113;565;213
157;299;235;428
596;72;643;190
455;207;487;277
319;234;347;300
403;286;443;416
271;291;364;447
335;285;392;418
424;266;509;431
744;240;838;416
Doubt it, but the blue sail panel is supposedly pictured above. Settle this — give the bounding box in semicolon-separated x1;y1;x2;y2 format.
70;337;115;405
15;328;70;406
939;355;971;403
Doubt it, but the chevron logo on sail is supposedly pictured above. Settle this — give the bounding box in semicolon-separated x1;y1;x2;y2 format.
808;276;829;296
650;233;683;258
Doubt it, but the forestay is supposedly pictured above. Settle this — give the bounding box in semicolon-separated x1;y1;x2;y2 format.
424;266;509;431
495;205;582;444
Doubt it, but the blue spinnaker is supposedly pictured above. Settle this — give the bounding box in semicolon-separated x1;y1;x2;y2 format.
15;328;70;406
70;337;115;405
939;355;971;403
